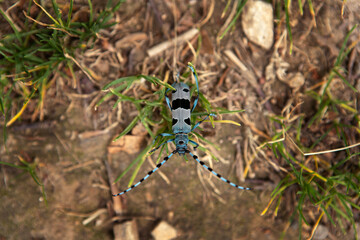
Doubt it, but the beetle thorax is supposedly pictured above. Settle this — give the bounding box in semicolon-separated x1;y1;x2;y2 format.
175;133;188;155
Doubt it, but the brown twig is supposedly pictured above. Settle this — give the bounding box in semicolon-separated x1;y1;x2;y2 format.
147;28;199;57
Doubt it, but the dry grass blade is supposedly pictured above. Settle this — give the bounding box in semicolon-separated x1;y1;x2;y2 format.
147;28;199;57
304;142;360;156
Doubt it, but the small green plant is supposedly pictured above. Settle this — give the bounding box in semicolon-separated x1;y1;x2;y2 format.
278;0;316;54
261;25;359;239
0;0;125;201
0;0;124;133
0;155;47;205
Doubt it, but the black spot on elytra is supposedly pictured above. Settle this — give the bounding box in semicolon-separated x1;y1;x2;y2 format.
172;99;190;110
184;118;190;125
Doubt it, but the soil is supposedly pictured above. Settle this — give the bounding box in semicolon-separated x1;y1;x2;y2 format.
1;0;359;240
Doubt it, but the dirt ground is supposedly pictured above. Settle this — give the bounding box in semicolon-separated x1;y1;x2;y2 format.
1;0;359;240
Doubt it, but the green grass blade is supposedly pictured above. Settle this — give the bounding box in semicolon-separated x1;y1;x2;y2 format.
321;25;358;99
337;195;354;221
51;0;64;26
222;0;232;17
307;0;315;23
0;161;28;170
0;8;22;43
285;0;293;54
113;116;140;141
321;203;337;226
270;175;290;197
66;0;74;27
0;96;4;114
96;85;128;106
29;169;43;186
297;0;303;15
198;92;212;112
330;202;351;221
272;179;298;198
219;0;248;40
140;118;155;139
333;68;358;92
109;89;144;105
192;131;220;151
298;212;302;240
113;145;152;184
140;75;176;90
127;145;153;187
88;0;94;24
335;24;358;67
103;76;141;89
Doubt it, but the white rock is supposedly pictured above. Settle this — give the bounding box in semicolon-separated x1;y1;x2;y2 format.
151;221;177;240
241;0;274;50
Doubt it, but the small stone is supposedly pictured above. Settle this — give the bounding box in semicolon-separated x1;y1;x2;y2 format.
114;220;139;240
151;221;177;240
287;72;305;90
241;0;274;50
313;224;329;240
45;143;54;151
108;135;145;155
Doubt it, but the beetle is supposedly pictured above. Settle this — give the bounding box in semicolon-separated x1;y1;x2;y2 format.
112;63;251;197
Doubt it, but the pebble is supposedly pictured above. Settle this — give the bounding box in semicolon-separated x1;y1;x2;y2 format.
241;0;274;50
313;224;329;240
151;221;178;240
287;72;305;90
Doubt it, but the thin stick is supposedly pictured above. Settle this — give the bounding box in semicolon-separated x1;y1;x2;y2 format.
304;142;360;156
224;50;248;71
198;0;215;27
147;28;199;57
